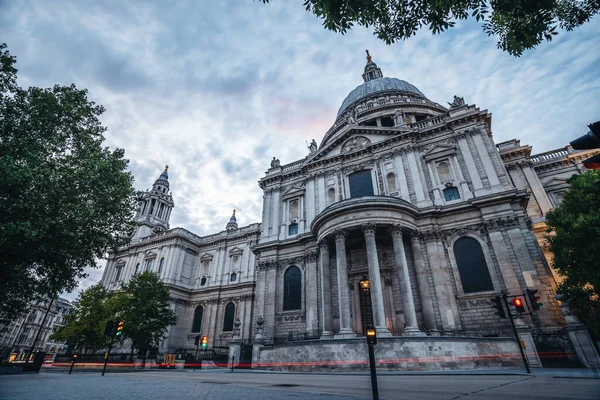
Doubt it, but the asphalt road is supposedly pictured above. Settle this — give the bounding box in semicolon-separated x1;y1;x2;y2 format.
1;369;599;400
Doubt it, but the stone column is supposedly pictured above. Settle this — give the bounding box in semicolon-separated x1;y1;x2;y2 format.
362;224;392;337
409;232;438;333
334;229;355;338
390;226;423;336
319;238;334;338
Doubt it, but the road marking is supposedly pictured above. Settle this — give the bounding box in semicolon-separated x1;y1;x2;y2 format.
446;376;536;399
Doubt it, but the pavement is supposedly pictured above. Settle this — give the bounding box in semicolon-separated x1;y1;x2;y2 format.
1;368;599;400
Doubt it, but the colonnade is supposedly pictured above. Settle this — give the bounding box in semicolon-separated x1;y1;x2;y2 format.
319;224;435;338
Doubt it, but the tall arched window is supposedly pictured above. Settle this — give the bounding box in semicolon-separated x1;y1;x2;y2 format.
283;266;302;311
158;258;164;273
115;265;123;281
222;302;235;331
191;305;203;333
386;172;397;192
453;237;494;293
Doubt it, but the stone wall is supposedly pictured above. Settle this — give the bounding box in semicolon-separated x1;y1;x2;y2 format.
254;336;523;372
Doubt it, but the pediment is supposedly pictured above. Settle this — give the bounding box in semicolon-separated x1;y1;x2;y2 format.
422;143;456;161
309;129;398;163
200;253;214;262
229;247;243;257
541;177;569;187
282;185;305;200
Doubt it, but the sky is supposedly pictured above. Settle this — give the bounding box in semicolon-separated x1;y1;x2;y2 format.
1;1;599;301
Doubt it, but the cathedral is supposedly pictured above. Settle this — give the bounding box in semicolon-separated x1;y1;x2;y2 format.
100;53;599;370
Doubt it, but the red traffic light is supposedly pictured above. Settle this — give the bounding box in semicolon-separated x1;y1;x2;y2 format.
513;297;525;313
115;319;125;336
201;336;208;348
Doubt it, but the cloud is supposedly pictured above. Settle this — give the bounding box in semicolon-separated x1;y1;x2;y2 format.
2;1;599;299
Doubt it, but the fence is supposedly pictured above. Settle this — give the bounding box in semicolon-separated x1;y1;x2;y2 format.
263;330;321;346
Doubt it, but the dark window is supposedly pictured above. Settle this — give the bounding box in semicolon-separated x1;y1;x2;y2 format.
288;223;298;236
158;258;164;273
415;114;427;122
443;187;460;201
230;272;237;282
191;306;203;333
134;263;140;275
348;170;374;198
363;119;378;127
115;266;123;281
380;117;395;127
454;237;494;293
145;259;153;272
200;277;207;286
223;303;235;331
283;266;302;311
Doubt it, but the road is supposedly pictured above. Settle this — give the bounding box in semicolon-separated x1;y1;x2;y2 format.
1;369;599;400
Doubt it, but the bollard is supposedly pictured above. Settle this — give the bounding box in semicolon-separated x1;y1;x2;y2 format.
231;355;235;372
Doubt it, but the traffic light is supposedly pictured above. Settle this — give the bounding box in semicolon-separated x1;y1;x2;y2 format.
194;335;200;346
365;327;377;345
570;121;600;170
491;296;506;318
104;320;115;337
201;336;208;349
513;297;526;314
525;289;543;310
115;319;125;337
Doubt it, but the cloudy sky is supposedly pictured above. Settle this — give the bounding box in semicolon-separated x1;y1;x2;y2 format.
2;1;599;300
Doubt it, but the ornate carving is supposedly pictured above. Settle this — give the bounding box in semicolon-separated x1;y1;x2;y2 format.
270;157;280;168
361;223;377;236
341;136;371;154
305;249;318;263
334;229;346;241
448;96;465;107
468;299;491;308
388;224;403;237
317;237;329;248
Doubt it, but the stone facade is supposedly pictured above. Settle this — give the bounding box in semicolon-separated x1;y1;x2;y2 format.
100;55;597;368
0;297;72;361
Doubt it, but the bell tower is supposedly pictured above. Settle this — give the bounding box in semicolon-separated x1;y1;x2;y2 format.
132;165;175;241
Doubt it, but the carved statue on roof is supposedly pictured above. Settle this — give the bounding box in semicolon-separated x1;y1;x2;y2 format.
346;109;357;126
394;109;406;126
308;139;317;154
270;157;280;168
448;95;465;107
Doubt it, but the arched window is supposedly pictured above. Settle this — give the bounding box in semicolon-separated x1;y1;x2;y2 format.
200;277;207;286
348;170;374;198
443;187;460;201
327;188;335;205
283;266;302;311
158;258;164;273
223;303;235;332
230;272;237;282
289;200;299;219
453;237;494;293
191;305;203;333
134;263;140;276
437;161;452;182
145;259;153;272
386;172;397;193
115;265;123;281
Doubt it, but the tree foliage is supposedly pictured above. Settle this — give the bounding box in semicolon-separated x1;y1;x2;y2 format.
49;284;115;354
114;272;177;355
546;170;600;338
261;0;600;56
0;43;137;322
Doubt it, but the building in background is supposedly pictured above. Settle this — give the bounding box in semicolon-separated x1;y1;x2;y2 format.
0;297;72;362
100;53;598;369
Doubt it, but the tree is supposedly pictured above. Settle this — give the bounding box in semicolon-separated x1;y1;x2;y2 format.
49;284;115;354
114;272;176;361
545;170;600;338
261;0;600;56
0;43;137;323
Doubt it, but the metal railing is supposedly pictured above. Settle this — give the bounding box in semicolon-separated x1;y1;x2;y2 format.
263;330;321;346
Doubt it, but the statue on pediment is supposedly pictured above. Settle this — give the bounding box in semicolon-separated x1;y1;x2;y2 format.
307;139;317;154
346;109;357;125
394;109;406;126
448;95;465;107
270;157;280;168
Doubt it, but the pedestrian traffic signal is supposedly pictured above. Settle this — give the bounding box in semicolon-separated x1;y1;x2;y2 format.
201;336;208;348
104;320;115;337
513;297;525;314
525;289;543;310
570;121;600;170
194;335;200;346
115;319;125;337
491;296;506;318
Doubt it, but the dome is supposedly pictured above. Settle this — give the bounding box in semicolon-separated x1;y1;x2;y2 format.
337;77;426;116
